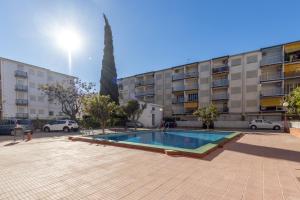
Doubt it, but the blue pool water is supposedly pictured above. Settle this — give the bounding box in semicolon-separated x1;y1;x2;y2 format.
94;130;233;150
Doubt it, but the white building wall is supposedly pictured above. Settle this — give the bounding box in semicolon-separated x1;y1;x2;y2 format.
138;102;163;128
0;58;76;119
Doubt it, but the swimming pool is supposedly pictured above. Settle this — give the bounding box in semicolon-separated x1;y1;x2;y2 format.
94;130;233;149
78;130;241;158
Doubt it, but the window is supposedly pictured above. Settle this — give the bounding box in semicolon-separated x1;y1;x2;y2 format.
152;114;155;126
231;58;242;66
188;93;198;102
29;82;35;88
246;85;257;93
200;64;210;72
29;95;36;101
231;72;241;80
37;71;44;77
200;77;209;84
38;109;44;114
152;107;155;111
246;70;258;78
38;96;44;102
29;69;35;75
49;111;54;116
246;100;257;107
231;87;241;94
231;100;241;108
246;55;258;64
17;79;25;85
30;109;36;114
17;92;25;99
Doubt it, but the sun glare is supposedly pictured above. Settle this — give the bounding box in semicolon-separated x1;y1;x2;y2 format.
56;28;81;52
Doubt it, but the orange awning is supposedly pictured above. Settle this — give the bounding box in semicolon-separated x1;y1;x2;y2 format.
184;102;198;109
285;42;300;53
260;97;282;107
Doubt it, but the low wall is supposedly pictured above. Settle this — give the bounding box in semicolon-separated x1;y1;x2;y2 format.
176;121;249;128
290;121;300;128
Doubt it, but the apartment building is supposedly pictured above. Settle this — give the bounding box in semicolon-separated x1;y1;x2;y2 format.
118;40;300;121
0;57;76;119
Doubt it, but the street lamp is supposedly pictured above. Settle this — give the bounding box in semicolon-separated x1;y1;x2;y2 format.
283;102;289;133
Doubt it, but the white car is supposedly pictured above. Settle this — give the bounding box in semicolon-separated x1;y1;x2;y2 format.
249;119;282;130
43;120;79;132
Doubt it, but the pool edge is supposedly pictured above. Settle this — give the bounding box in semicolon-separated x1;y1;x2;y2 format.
68;131;242;158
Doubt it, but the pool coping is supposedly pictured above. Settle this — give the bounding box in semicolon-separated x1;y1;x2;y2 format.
69;130;242;158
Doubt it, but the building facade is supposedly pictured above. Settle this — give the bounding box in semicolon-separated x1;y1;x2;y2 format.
118;41;300;121
0;57;76;119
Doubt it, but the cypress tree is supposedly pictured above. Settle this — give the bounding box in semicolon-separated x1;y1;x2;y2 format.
100;14;119;104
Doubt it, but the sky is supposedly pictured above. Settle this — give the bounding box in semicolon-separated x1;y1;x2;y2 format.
1;0;300;89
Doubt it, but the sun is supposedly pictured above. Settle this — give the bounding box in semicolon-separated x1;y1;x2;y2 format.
56;28;81;52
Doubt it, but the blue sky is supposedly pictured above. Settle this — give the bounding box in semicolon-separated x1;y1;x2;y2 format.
1;0;300;88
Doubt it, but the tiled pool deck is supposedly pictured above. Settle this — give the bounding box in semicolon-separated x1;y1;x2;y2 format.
1;132;300;199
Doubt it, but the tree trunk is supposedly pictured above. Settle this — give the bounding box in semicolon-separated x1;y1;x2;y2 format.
101;121;106;134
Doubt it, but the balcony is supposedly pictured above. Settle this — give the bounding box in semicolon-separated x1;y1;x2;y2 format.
184;84;198;90
173;109;185;115
16;99;28;105
184;71;198;79
260;106;283;112
184;101;198;109
212;79;229;88
16;113;29;118
212;93;229;101
172;98;184;104
15;84;28;92
284;71;300;79
135;89;154;97
260;72;283;82
212;66;229;74
15;70;28;78
172;85;185;92
261;88;284;97
217;107;229;113
144;89;154;96
135;79;154;87
172;73;184;81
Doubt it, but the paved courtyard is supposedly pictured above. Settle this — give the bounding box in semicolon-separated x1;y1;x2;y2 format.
1;131;300;200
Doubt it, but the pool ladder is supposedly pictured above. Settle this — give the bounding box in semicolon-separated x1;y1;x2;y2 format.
163;122;170;132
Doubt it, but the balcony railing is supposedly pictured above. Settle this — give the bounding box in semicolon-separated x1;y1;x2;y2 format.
185;84;198;90
212;93;229;100
212;79;229;88
184;71;198;79
284;71;300;79
172;73;184;80
16;99;28;105
260;72;283;82
261;88;284;97
173;110;185;115
16;113;29;118
172;98;184;104
260;106;283;112
15;70;28;78
135;89;154;97
212;66;229;74
135;79;155;87
15;84;28;92
172;85;185;92
217;107;229;113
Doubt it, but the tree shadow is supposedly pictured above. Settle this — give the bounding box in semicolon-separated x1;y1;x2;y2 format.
204;135;300;162
3;142;20;146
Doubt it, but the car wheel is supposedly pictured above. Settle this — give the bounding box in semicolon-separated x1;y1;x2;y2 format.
273;125;280;130
250;125;257;130
63;127;70;132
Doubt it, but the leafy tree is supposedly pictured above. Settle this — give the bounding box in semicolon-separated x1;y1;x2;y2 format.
285;87;300;116
193;104;219;129
40;79;95;120
100;14;119;104
83;95;118;134
123;100;147;129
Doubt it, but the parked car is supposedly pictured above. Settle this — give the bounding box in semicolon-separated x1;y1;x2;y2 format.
126;121;144;128
249;119;282;130
0;119;34;135
43;120;79;132
162;117;177;128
